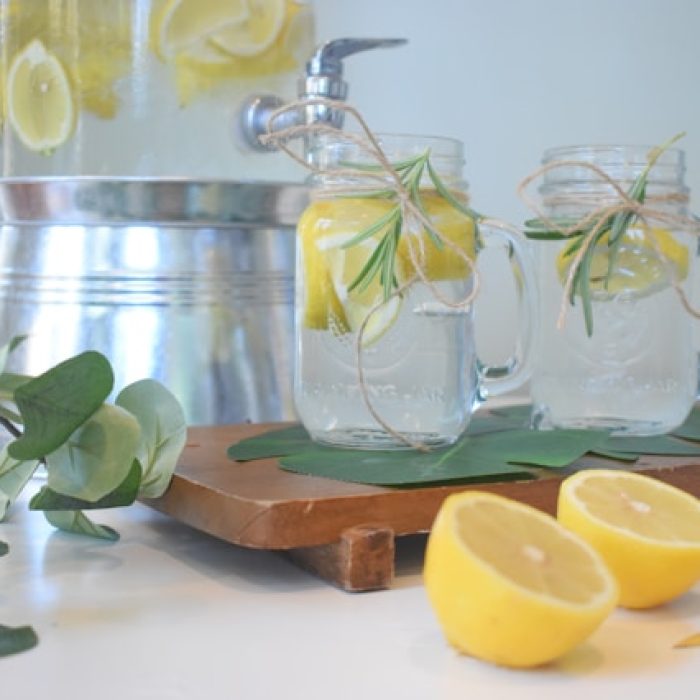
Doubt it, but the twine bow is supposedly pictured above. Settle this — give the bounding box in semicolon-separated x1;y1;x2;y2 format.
517;141;700;330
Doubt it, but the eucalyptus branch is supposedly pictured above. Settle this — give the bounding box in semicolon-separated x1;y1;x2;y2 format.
0;415;22;440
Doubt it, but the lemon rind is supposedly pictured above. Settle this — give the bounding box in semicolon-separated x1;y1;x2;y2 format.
562;469;700;550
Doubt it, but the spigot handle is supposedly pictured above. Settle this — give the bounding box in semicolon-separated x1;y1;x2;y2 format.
307;38;408;77
237;37;407;152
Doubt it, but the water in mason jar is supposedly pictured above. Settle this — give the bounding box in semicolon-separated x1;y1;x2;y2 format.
531;238;696;435
295;280;478;449
294;189;479;448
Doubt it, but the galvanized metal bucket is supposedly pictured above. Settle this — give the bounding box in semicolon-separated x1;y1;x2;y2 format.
0;178;308;425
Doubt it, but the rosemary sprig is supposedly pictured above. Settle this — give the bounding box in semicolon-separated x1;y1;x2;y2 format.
338;150;482;301
524;133;685;336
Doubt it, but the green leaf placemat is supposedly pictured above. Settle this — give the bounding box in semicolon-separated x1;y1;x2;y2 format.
671;407;700;442
595;434;700;457
279;444;531;486
226;405;700;488
227;425;311;462
227;413;609;487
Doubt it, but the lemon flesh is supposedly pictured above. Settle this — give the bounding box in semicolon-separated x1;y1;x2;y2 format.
297;193;476;340
556;226;689;300
1;2;133;123
322;232;404;347
210;0;286;57
155;0;248;59
155;0;311;105
558;469;700;609
7;39;74;152
424;491;617;668
398;191;477;280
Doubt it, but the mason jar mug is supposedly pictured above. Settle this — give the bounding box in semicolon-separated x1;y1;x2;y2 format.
528;144;697;435
294;133;537;449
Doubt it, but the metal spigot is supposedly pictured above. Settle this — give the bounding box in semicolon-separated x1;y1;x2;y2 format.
238;37;407;152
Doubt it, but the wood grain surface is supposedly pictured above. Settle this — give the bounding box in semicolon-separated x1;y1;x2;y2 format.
144;423;700;551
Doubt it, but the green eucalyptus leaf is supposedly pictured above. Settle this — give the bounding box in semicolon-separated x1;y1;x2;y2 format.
0;372;33;406
115;379;187;498
0;624;38;657
0;335;27;376
0;403;23;424
8;351;114;460
30;459;141;511
0;540;8;556
44;510;119;541
45;404;141;502
0;447;39;520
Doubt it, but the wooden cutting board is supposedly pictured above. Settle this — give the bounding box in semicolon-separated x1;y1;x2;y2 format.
144;423;700;592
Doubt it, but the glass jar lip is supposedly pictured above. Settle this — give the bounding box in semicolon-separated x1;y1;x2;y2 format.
542;143;685;168
312;131;465;166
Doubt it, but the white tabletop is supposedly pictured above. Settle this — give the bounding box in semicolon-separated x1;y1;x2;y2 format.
3;475;700;700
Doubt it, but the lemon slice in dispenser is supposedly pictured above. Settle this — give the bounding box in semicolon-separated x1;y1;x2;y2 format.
155;0;249;59
283;2;315;66
210;0;286;58
7;39;75;152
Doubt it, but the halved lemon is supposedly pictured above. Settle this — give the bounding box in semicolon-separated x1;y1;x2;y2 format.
210;0;286;57
556;226;689;300
155;0;248;59
7;39;75;152
558;469;700;609
424;491;618;668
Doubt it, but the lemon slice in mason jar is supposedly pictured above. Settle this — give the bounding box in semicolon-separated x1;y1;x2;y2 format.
299;198;402;342
155;0;248;59
556;226;688;300
320;232;405;347
398;191;477;281
7;39;75;152
210;0;286;57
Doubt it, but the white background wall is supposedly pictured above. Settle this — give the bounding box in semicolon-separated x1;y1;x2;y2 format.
311;0;700;379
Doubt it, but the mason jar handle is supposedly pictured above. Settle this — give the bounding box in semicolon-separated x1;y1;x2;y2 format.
476;218;538;398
